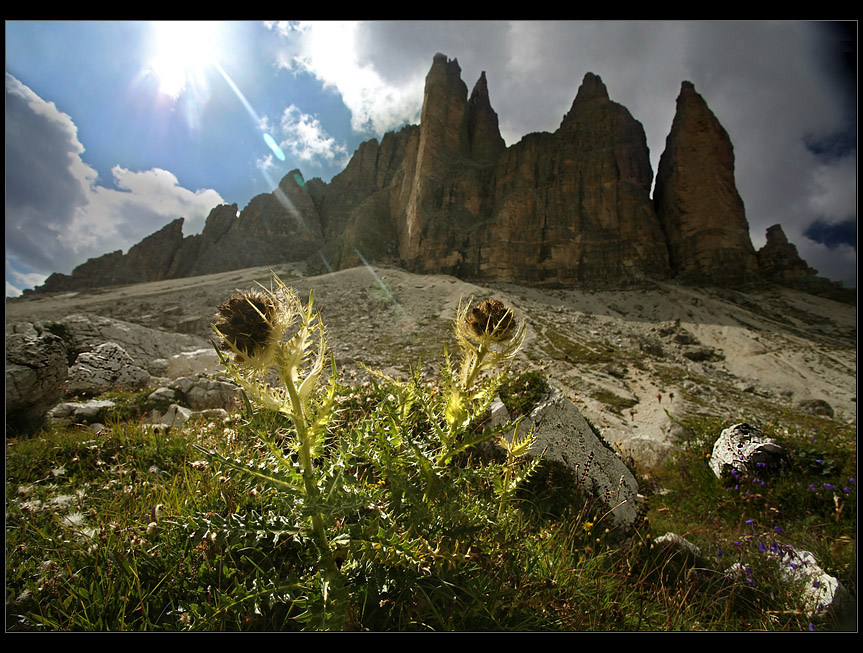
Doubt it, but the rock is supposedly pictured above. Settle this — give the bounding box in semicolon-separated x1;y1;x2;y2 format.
757;224;816;284
399;64;670;286
40;313;208;375
653;81;759;285
148;387;178;403
146;403;230;429
639;338;665;357
797;398;834;418
34;218;186;292
64;342;151;395
467;70;507;163
186;176;325;277
169;376;239;411
165;348;222;378
148;403;193;427
708;423;785;479
5;324;69;434
772;548;854;622
653;532;709;575
514;388;640;537
682;346;719;362
753;225;854;301
47;399;117;423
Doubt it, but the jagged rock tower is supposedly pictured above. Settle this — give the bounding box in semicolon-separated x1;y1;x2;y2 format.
397;55;671;285
653;81;759;285
33;53;839;299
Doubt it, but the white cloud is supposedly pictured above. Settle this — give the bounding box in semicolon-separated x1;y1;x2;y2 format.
268;21;424;137
5;73;224;287
805;153;857;224
278;104;350;168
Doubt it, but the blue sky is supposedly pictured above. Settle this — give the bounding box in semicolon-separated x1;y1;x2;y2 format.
5;20;857;296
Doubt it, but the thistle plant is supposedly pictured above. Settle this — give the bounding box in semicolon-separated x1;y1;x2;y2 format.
494;419;541;520
439;297;527;465
191;282;540;629
197;273;345;628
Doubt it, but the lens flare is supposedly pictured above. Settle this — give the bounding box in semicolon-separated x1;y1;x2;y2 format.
263;133;286;161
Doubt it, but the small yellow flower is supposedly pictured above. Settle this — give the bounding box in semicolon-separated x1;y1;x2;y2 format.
583;521;594;532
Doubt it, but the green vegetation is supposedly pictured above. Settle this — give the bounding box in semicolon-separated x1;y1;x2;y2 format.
5;281;856;631
590;389;638;414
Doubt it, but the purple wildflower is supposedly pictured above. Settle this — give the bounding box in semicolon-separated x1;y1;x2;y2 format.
823;483;835;491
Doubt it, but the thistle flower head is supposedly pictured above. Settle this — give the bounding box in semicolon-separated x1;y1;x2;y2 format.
465;299;516;343
449;297;526;394
213;279;297;372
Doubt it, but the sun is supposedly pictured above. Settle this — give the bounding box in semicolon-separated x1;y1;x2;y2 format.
148;21;222;99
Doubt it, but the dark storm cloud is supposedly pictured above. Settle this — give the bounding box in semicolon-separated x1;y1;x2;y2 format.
5;73;225;293
5;73;96;274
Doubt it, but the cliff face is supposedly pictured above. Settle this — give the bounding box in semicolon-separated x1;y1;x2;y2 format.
31;54;835;298
653;81;759;285
474;72;669;285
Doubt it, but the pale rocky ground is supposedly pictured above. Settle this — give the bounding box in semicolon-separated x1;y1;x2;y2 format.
6;262;856;465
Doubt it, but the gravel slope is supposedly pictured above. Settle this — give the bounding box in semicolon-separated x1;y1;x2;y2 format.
7;263;856;464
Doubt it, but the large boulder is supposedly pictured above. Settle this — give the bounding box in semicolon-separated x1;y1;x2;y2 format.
169;376;239;410
5;323;69;434
39;313;208;375
64;342;151;395
510;388;640;537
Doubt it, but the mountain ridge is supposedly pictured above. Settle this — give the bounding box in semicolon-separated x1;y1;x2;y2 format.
26;53;853;303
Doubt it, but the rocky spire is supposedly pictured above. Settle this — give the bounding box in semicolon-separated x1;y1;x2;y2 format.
467;70;506;162
653;81;759;285
559;72;611;130
757;224;816;282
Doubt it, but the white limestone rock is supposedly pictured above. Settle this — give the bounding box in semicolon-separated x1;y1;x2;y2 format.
709;423;784;479
65;342;151;395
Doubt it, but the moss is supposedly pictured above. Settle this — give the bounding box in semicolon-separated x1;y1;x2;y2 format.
499;371;549;418
591;389;637;414
537;321;616;365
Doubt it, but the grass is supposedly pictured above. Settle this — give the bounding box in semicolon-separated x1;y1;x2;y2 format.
4;282;856;632
5;371;856;631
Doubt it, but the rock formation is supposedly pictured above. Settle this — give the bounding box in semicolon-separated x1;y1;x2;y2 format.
25;54;841;299
756;224;855;302
653;81;759;285
5;323;69;434
757;224;816;283
36;218;186;293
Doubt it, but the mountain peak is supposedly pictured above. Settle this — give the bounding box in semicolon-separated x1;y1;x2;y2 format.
575;72;610;102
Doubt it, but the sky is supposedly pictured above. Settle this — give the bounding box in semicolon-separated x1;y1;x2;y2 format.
5;20;857;296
